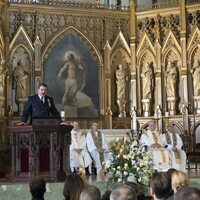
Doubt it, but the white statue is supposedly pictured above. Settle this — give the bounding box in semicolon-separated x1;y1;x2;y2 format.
0;59;7;97
13;59;29;101
141;62;154;100
115;64;127;117
165;61;178;99
191;59;200;96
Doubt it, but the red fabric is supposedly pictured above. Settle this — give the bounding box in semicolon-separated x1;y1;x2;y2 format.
39;148;50;172
21;148;29;172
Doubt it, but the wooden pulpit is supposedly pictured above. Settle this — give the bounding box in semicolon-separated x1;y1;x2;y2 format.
7;117;73;181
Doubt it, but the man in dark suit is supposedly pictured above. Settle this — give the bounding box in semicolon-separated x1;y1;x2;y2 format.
21;83;60;124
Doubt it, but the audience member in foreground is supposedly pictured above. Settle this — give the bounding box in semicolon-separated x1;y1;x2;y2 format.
166;168;177;198
63;173;85;200
29;177;46;200
80;185;101;200
150;172;171;200
110;183;137;200
173;187;200;200
125;181;145;200
101;190;111;200
171;170;188;193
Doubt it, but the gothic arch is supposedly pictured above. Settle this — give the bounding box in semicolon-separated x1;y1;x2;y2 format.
137;49;156;69
187;27;200;61
42;26;103;66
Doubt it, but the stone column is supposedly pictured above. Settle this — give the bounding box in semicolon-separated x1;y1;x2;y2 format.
167;97;176;116
194;96;200;114
142;99;150;117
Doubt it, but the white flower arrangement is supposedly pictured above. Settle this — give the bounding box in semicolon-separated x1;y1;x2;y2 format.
105;131;153;186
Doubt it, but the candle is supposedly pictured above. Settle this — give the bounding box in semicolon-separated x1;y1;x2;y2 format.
61;111;65;118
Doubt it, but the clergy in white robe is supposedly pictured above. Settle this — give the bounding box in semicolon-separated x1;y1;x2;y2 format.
140;121;171;171
70;121;92;173
162;123;186;171
86;122;108;175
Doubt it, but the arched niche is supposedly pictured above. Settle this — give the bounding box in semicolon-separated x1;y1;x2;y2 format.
10;45;32;113
137;50;156;116
110;48;131;117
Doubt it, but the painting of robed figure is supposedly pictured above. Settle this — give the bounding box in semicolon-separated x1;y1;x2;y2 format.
45;33;99;118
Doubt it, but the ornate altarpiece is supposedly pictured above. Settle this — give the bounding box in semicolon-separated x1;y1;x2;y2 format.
0;0;200;175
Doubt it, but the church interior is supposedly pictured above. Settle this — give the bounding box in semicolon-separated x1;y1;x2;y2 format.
1;0;200;199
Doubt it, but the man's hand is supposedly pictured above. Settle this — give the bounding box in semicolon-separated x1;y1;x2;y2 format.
150;143;161;148
96;148;104;154
73;148;83;153
17;122;26;126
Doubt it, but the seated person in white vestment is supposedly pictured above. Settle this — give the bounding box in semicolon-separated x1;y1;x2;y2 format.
86;122;108;175
140;121;171;172
162;122;186;171
70;121;92;174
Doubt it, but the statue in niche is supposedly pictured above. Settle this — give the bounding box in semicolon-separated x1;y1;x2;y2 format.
115;63;127;117
165;61;178;99
0;59;8;97
190;59;200;96
13;59;29;102
141;62;154;100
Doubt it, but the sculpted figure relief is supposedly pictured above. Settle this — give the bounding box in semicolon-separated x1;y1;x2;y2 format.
191;59;200;96
115;64;127;117
13;60;29;101
116;64;126;101
141;62;154;100
165;61;178;99
0;59;7;97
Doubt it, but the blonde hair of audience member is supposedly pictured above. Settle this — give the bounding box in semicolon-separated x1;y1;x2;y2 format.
63;173;85;200
171;170;188;193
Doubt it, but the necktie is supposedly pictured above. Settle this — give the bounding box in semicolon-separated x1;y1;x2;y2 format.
41;96;45;104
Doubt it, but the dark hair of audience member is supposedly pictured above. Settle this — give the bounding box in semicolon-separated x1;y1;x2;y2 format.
29;177;46;200
110;183;137;200
101;190;111;200
173;186;200;200
150;172;171;199
63;173;85;200
80;185;101;200
167;168;177;197
125;181;145;200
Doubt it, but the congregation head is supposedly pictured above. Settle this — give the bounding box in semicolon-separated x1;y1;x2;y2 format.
29;177;46;200
63;173;85;200
150;172;171;200
173;186;200;200
110;183;137;200
171;170;188;193
80;185;101;200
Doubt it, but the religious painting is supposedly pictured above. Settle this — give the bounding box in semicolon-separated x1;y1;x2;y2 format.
44;33;99;118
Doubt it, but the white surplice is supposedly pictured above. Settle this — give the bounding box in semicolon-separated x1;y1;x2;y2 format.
140;129;172;171
86;131;108;174
70;129;92;170
161;131;186;171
